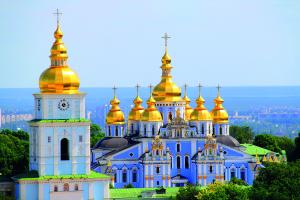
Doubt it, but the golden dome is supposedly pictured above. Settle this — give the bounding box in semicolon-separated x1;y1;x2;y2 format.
210;91;229;124
141;87;163;122
183;84;193;120
128;86;144;121
152;36;182;102
190;96;212;121
39;24;80;94
106;95;125;125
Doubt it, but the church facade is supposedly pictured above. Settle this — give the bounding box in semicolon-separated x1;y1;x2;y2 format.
92;34;263;188
15;17;110;200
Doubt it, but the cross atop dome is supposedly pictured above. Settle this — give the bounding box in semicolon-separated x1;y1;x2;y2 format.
198;83;202;96
136;84;140;96
162;33;171;49
217;84;221;96
53;8;62;25
112;85;117;97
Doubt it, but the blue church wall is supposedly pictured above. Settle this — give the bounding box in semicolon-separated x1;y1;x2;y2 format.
222;147;245;157
113;146;139;159
15;183;19;200
93;181;105;200
25;183;38;200
43;184;50;200
83;182;89;200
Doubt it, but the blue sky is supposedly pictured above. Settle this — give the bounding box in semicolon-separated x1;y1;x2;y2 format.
0;0;300;88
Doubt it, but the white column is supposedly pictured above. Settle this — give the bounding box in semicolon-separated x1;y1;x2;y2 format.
38;183;43;200
150;164;154;188
54;127;58;175
203;163;207;185
88;182;94;200
86;126;90;174
145;164;148;188
72;127;76;174
197;163;201;185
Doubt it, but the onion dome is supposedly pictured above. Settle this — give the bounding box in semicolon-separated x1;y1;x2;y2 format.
128;85;144;121
190;84;212;121
39;23;80;94
152;33;182;102
106;87;125;125
141;85;163;122
183;84;193;120
210;86;228;124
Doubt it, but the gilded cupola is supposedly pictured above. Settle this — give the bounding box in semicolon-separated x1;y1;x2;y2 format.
39;19;80;94
190;84;212;121
152;33;182;102
141;85;163;122
106;87;125;125
128;84;144;121
183;84;193;120
210;85;229;124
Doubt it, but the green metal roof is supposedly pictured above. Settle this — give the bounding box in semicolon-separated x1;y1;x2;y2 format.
240;143;271;155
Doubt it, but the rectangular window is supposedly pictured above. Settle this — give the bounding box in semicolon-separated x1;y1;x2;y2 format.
48;136;51;143
156;167;160;174
132;171;137;182
79;135;83;142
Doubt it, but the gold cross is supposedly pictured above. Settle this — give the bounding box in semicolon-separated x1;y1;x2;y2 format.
162;33;171;48
184;84;188;96
149;84;153;95
53;8;63;25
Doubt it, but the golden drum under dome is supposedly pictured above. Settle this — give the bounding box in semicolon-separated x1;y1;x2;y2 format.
210;95;229;123
190;96;212;121
39;24;80;94
141;96;162;122
106;97;125;125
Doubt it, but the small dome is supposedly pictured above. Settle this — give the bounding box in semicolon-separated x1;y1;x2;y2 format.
141;96;162;122
39;24;80;94
182;86;193;120
190;96;212;121
106;96;125;125
95;137;128;149
128;96;144;121
210;95;228;123
216;135;240;147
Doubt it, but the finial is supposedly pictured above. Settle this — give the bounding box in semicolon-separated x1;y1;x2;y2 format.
198;83;202;97
149;84;153;95
53;8;63;26
184;84;188;96
112;85;117;97
162;33;171;51
217;84;221;96
136;84;140;96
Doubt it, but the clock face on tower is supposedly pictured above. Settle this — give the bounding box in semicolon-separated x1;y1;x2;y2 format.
58;99;70;111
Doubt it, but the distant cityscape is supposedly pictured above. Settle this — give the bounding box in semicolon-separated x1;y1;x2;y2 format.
1;87;300;138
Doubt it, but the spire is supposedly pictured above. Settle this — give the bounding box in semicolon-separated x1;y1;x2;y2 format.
50;9;68;67
183;84;193;121
256;153;261;164
161;33;172;71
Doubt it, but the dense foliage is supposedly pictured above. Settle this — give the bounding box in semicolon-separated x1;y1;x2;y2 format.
253;134;295;160
0;129;29;176
250;161;300;200
176;184;200;200
90;124;105;148
197;183;250;200
230;126;254;143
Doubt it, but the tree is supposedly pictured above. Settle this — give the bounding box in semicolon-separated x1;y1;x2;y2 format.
229;126;254;144
229;177;248;186
0;130;29;176
90;124;105;148
197;182;250;200
291;132;300;161
250;161;300;200
176;184;200;200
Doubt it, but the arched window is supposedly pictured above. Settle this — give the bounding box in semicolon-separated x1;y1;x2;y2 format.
213;126;215;135
113;169;117;183
240;168;246;181
231;168;235;179
122;169;127;183
108;126;111;136
170;156;173;168
156;166;160;174
63;183;69;191
209;165;213;173
74;184;79;191
176;143;180;152
177;156;181;169
61;138;69;160
160;112;163;120
115;126;118;136
131;123;134;134
184;156;189;169
201;124;204;134
168;112;173;121
54;185;58;192
132;169;137;182
152;125;155;136
156;150;159;156
144;125;147;136
219;126;222;135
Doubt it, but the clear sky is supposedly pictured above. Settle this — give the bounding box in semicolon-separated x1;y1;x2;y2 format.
0;0;300;88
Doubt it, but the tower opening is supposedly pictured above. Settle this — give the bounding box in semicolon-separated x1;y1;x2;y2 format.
60;138;69;160
177;156;181;169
